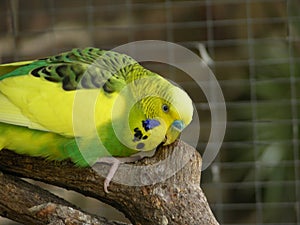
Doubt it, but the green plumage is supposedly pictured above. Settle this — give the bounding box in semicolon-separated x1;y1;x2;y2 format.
0;47;193;169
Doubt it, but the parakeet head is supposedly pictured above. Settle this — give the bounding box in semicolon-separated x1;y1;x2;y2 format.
161;85;193;145
126;76;193;151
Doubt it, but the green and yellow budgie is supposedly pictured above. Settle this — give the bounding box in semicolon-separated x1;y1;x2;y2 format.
0;47;193;192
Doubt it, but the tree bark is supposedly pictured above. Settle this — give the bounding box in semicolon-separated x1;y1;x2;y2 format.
0;171;128;225
0;140;219;225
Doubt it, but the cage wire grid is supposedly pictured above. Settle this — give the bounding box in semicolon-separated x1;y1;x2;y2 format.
0;0;300;224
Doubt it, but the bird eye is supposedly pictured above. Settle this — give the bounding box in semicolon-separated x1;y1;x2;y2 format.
162;104;169;112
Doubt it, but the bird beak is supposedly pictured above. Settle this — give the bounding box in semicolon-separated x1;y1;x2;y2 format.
163;120;185;145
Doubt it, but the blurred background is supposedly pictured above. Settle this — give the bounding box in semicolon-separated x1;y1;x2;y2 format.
0;0;299;224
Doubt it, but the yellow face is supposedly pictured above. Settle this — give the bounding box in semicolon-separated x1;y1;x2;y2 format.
128;86;193;151
154;92;193;146
155;86;193;145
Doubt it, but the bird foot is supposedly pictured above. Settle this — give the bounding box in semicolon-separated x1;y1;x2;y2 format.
94;155;142;193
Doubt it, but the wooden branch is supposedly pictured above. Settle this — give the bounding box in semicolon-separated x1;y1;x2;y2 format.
0;140;219;225
0;171;128;225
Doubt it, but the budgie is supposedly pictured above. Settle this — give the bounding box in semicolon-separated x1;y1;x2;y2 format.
0;47;193;192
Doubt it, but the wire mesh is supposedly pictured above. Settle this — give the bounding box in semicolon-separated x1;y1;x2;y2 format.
0;0;299;224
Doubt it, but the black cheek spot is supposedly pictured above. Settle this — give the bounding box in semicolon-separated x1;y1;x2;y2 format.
136;143;145;149
133;127;144;142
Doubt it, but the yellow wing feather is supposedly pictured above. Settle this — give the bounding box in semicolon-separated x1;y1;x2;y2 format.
0;75;117;137
0;92;48;131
